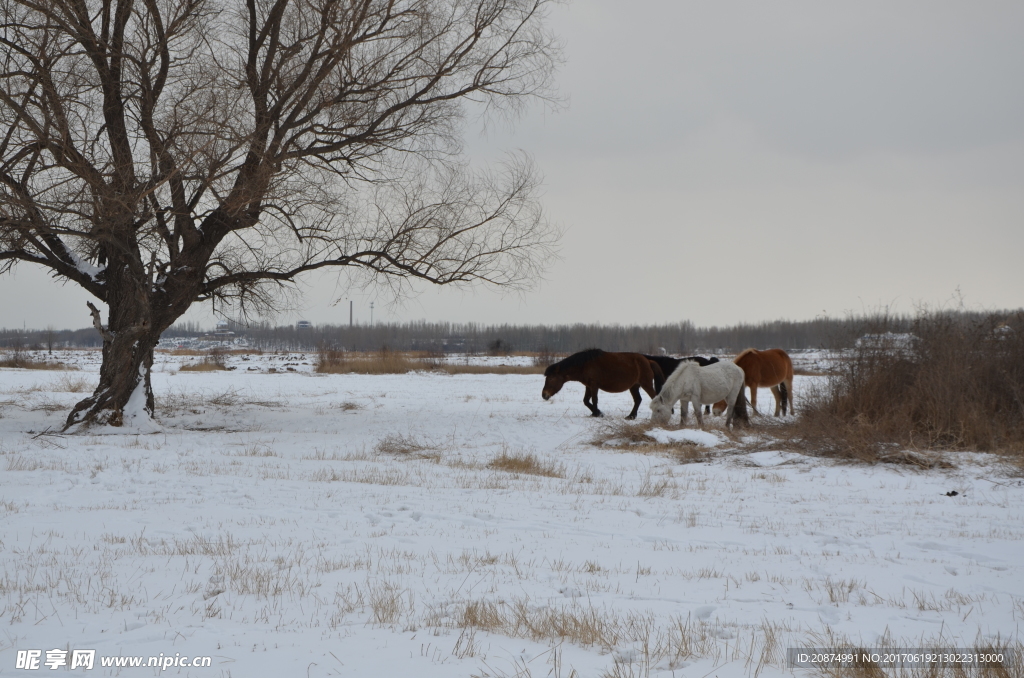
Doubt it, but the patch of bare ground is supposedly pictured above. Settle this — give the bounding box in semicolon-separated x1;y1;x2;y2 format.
776;311;1024;467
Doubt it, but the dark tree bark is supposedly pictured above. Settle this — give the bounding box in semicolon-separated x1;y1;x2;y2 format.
0;0;561;429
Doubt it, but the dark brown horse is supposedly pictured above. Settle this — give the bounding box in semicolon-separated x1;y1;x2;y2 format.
542;349;662;419
713;348;794;417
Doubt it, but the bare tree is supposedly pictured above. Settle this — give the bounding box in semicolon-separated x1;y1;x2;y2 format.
0;0;561;429
44;324;57;354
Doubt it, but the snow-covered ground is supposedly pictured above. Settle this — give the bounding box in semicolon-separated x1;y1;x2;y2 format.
1;350;1022;677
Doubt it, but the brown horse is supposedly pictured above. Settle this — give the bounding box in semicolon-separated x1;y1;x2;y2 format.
542;349;662;419
713;348;794;417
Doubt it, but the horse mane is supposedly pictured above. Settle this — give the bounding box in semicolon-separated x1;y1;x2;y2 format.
734;348;758;362
545;348;605;376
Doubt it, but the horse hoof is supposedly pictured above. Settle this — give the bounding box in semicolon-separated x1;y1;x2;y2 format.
625;414;636;420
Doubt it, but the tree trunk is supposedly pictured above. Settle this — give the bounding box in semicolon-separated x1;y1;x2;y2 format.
65;327;161;431
64;262;163;430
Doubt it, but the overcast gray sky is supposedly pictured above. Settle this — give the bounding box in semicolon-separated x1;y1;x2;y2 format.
3;0;1022;330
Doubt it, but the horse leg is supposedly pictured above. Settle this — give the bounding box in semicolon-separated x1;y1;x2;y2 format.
748;386;759;415
785;377;794;415
694;399;705;429
584;386;602;417
770;385;782;417
627;385;642;420
776;382;788;416
678;400;688;426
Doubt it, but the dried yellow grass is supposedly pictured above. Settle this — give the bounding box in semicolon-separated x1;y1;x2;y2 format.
316;348;419;374
487;449;565;477
589;419;716;464
0;355;73;370
179;358;229;372
786;312;1024;461
316;347;543;375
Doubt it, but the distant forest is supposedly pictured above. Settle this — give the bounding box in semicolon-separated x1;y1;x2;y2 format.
3;309;1019;354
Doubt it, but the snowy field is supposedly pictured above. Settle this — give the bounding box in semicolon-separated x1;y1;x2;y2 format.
1;350;1023;677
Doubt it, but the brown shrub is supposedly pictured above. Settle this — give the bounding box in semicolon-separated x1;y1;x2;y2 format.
789;311;1024;461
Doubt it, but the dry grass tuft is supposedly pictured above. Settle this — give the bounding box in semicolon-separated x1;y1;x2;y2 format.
373;433;441;460
52;374;90;392
488;448;565;477
589;419;717;464
458;598;621;649
157;387;281;416
179;359;228;372
179;347;232;371
783;311;1024;462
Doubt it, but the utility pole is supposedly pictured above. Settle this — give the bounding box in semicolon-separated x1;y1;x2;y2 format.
370;302;374;326
349;300;353;327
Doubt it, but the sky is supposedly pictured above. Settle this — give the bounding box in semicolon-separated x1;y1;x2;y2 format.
2;0;1022;330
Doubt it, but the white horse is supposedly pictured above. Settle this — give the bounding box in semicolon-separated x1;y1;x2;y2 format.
649;361;746;428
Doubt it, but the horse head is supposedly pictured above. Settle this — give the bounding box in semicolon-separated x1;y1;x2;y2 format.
541;367;565;400
649;395;672;424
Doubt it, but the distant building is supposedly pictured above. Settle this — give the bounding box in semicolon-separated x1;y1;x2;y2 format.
215;320;230;332
296;320;313;330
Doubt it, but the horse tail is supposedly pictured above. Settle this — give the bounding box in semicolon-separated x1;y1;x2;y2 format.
778;381;788;416
648;359;666;394
733;387;749;423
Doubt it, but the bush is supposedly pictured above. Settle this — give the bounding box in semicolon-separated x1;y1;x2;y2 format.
792;311;1024;461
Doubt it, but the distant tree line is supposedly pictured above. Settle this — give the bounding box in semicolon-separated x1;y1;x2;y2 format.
0;327;104;351
5;310;1016;355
